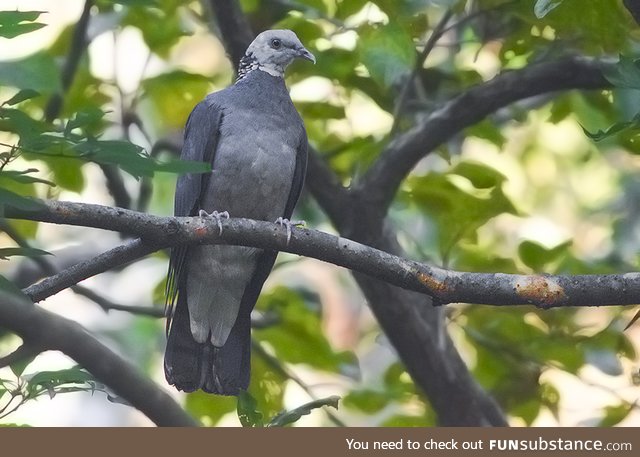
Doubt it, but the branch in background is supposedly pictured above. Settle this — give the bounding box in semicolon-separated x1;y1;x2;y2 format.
391;8;453;135
72;285;165;318
7;200;640;309
1;219;162;317
44;0;94;121
22;237;158;303
0;291;197;426
358;56;612;213
98;164;132;210
41;0;133;209
206;0;254;69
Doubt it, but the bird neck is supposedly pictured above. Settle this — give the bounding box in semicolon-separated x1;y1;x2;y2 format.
237;53;284;81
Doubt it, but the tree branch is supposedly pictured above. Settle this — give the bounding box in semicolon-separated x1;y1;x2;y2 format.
358;56;612;213
1;218;159;316
206;0;254;70
391;8;453;135
0;291;198;426
44;0;94;121
22;237;158;303
0;344;38;369
6;200;640;309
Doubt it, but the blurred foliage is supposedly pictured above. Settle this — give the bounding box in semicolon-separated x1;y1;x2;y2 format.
1;0;640;427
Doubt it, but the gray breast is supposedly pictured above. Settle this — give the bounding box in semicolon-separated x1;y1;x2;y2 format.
201;72;303;221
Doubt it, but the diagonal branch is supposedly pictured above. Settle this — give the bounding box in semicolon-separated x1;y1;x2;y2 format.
23;237;159;303
357;56;612;214
1;218;160;316
0;291;197;426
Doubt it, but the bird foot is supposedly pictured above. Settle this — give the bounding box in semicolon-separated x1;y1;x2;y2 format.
275;217;305;245
199;210;229;235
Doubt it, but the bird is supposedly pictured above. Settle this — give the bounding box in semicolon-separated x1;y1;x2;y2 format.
164;30;314;395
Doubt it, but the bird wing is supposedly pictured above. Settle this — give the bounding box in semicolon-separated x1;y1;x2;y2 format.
165;99;223;327
283;135;308;219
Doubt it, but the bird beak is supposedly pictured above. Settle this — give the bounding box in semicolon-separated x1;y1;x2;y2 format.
297;47;316;64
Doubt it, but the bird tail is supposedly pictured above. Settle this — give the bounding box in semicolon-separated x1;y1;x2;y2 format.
164;293;251;395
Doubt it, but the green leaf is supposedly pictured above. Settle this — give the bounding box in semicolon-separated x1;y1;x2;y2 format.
45;157;85;193
0;187;44;215
9;351;36;378
465;120;506;148
404;164;517;257
534;0;563;18
450;161;508;189
273;13;324;44
599;403;633;427
358;22;416;88
0;169;55;187
141;71;211;129
511;396;541;426
0;106;48;139
25;367;94;398
0;52;61;93
383;414;433;427
64;107;107;137
603;55;640;89
185;391;236;426
267;396;339;427
518;240;571;271
237;390;264;427
343;390;390;413
335;0;369;19
248;348;287;421
0;247;51;260
582;116;640;142
296;102;345;120
2;89;41;106
0;11;46;38
123;1;190;57
254;287;357;373
539;383;560;420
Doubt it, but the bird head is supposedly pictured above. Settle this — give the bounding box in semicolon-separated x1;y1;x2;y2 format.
238;29;315;80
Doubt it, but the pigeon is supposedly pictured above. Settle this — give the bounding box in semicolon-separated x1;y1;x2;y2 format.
164;30;314;395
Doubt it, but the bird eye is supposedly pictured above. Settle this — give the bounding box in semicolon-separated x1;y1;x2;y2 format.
271;39;282;49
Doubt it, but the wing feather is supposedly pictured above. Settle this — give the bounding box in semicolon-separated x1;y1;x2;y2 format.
165;100;223;330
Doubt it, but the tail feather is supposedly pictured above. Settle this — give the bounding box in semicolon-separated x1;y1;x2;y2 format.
164;293;251;395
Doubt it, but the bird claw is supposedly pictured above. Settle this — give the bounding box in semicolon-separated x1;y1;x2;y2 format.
199;210;229;235
275;217;305;245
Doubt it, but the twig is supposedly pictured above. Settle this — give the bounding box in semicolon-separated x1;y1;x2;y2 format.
1;219;160;317
23;238;159;303
391;8;453;135
44;0;94;121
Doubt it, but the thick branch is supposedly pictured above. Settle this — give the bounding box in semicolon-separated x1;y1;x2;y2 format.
206;0;254;69
358;56;612;213
7;200;640;309
0;291;197;426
